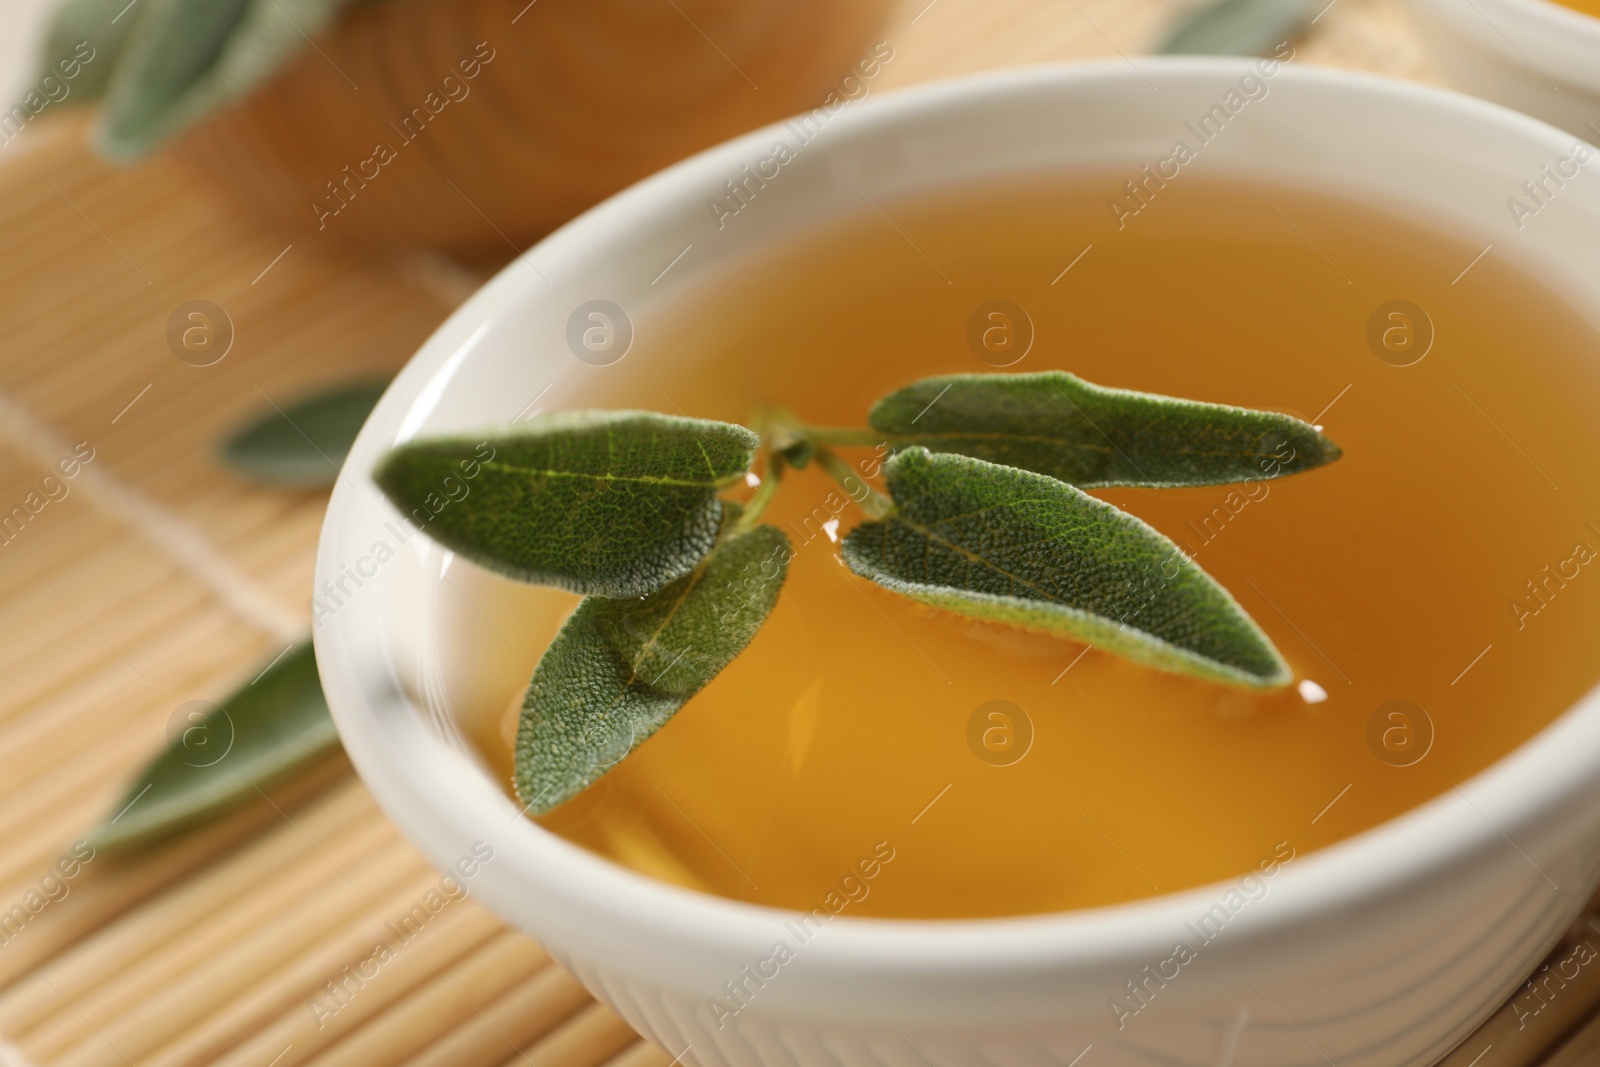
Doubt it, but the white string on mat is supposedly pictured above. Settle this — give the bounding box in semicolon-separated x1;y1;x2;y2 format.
0;387;305;642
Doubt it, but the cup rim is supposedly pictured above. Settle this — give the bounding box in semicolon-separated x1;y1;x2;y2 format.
1466;0;1600;38
315;56;1600;977
1409;0;1600;89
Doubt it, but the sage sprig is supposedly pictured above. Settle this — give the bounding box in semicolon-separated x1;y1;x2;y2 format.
373;372;1341;813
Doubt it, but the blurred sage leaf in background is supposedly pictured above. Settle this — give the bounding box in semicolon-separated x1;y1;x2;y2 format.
39;0;139;100
92;642;339;852
841;447;1291;688
36;0;365;159
1156;0;1321;55
869;372;1341;489
373;411;758;599
220;378;389;488
515;523;791;814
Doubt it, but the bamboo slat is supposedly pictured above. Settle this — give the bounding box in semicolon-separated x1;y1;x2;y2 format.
401;961;597;1067
0;780;372;1033
51;842;434;1066
0;757;352;989
137;873;455;1067
24;818;396;1057
308;930;551;1067
207;904;505;1067
483;1002;641;1067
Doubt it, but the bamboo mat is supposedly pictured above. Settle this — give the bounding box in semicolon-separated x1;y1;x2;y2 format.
0;1;1581;1065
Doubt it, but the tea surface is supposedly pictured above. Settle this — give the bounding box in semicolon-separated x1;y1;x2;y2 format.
463;173;1600;918
1550;0;1600;17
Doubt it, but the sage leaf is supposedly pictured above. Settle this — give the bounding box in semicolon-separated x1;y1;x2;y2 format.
35;0;139;103
373;411;757;599
868;372;1339;489
841;448;1290;688
92;642;339;852
90;0;360;160
220;378;389;488
1156;0;1320;56
515;523;791;813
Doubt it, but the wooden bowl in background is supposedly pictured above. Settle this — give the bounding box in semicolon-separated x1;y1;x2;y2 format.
169;0;896;258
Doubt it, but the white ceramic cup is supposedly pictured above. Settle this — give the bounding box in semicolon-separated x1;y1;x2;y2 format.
314;59;1600;1067
1407;0;1600;137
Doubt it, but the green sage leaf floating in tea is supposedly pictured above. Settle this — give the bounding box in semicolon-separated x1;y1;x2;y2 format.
869;372;1339;489
373;411;758;599
220;378;389;488
515;523;791;813
92;642;339;852
1156;0;1320;56
36;0;362;160
841;447;1290;688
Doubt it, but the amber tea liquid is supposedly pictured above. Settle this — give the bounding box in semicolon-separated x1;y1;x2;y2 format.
463;173;1600;919
1551;0;1600;17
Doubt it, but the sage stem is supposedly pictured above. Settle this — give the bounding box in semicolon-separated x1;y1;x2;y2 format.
736;454;785;531
814;446;894;519
797;425;884;447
